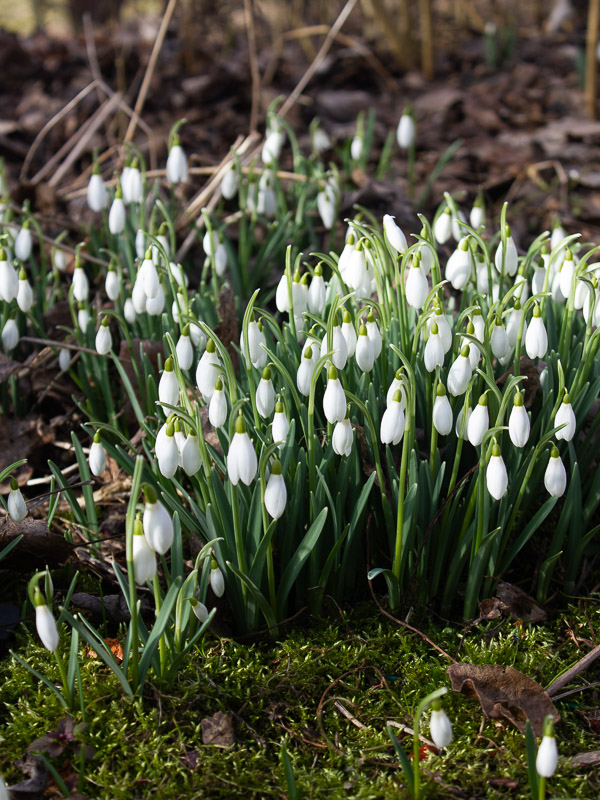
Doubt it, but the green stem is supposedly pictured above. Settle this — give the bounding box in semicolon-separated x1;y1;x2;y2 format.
125;456;144;692
152;573;167;678
53;650;73;711
231;484;248;603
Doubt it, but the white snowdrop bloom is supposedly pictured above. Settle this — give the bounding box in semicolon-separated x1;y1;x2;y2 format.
88;432;107;476
143;491;174;554
475;254;489;294
8;478;27;522
16;268;33;312
341;311;357;358
0;248;18;301
350;135;363;161
2;318;19;351
166;141;188;184
241;319;267;370
536;719;558;778
87;169;107;212
140;251;159;299
551;269;566;305
550;224;567;250
153;232;171;265
332;416;353;457
203;229;218;258
455;402;472;438
264;459;287;519
559;250;576;299
386;370;406;409
486;440;508;500
380;390;405;445
221;165;239;200
430;707;453;748
317;181;337;230
181;433;202;476
262;127;285;164
108;192;126;234
574;275;589;311
432;384;453;435
210;560;225;597
256;367;275;418
470;200;485;230
196;339;220;399
124;161;142;205
275;273;292;313
15;224;33;261
77;306;90;332
338;233;356;279
72;265;89;302
191;600;210;623
311;123;331;154
355;324;375;373
448;346;473;396
467;394;489;447
424;322;445;372
157;422;179;479
146;285;165;316
227;414;258;486
214;241;227;276
462;321;480;369
366;313;382;359
544;445;567;497
471;309;485;343
105;267;120;301
272;401;290;445
135;228;146;259
176;328;193;370
124;297;137;324
297;346;315;396
58;348;71;371
405;261;428;308
494;227;518;276
525;305;548;359
320;324;348;370
308;265;327;315
396;111;416;149
555;394;576;441
133;519;156;584
508;393;530;447
446;237;472;290
383;214;408;254
429;307;452;354
345;244;367;291
246;179;258;213
174;420;186;467
189;322;205;349
159;357;180;407
490;318;510;359
532;258;547;296
258;171;276;218
34;592;59;653
506;301;526;349
131;273;145;314
168;261;188;288
434;208;452;245
95;319;112;355
323;366;347;424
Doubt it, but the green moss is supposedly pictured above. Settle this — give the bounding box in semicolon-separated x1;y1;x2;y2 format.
1;600;598;798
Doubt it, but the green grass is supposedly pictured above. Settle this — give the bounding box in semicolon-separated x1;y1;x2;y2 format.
1;597;599;798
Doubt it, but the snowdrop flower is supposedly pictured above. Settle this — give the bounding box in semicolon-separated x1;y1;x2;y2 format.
166;135;188;184
406;260;428;308
72;263;89;302
536;717;558;778
486;439;508;500
258;171;277;219
124;297;136;325
470;196;485;230
16;268;33;312
95;318;112;355
0;246;18;301
77;304;90;332
262;126;285;164
380;390;405;445
555;393;576;441
191;599;211;623
434;207;452;245
345;241;367;291
227;413;258;486
132;516;156;584
506;300;526;349
123;159;142;205
355;324;375;372
140;248;159;299
323;365;347;424
196;338;220;399
386;369;406;409
424;321;445;372
159;356;180;407
134;228;146;260
157;421;179;479
383;214;408;255
108;184;126;234
396;110;416;149
429;702;452;748
433;383;453;435
508;391;530;448
559;248;576;300
58;348;71;372
104;264;120;301
308;263;327;315
210;558;225;597
366;312;382;359
446;237;472;290
87;164;107;212
340;310;357;358
221;165;239;199
320;323;348;370
15;221;33;261
174;420;186;467
241;318;267;370
8;478;27;522
455;401;472;438
207;377;227;428
544;445;567;497
448;345;473;396
428;305;452;354
33;587;59;652
332;415;353;457
272;400;290;445
525;304;548;359
256;367;275;418
88;432;107;476
451;209;467;241
276;269;305;314
2;318;19;351
467;394;489;447
181;433;202;476
264;459;287;519
350;134;363;161
475;253;489;294
297;346;315;396
310;120;331;154
494;225;518;276
317;180;337;229
143;487;174;554
471;308;485;343
172;328;192;372
490;317;510;359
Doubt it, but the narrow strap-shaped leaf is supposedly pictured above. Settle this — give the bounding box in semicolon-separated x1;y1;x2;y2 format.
525;720;539;800
226;561;278;631
387;725;415;796
138;577;182;684
276;508;328;616
10;650;69;709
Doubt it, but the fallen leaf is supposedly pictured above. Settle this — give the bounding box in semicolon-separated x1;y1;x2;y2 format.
478;582;547;623
569;751;600;767
488;777;519;790
447;663;559;736
201;711;234;747
8;753;49;798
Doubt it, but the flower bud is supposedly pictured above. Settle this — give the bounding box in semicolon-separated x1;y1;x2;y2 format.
89;432;107;476
143;486;174;554
264;460;287;519
8;478;27;522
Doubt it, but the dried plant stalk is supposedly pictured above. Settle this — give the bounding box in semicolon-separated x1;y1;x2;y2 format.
586;0;600;118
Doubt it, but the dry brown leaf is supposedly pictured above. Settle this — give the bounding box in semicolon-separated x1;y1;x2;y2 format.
569;751;600;767
84;637;124;664
478;582;547;623
201;711;234;748
447;663;559;736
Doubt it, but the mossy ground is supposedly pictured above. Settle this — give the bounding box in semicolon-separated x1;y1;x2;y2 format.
1;597;599;799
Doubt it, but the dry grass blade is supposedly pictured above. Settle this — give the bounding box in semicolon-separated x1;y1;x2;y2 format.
244;0;261;133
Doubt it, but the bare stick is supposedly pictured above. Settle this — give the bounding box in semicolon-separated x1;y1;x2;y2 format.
546;642;600;697
244;0;261;133
419;0;434;80
586;0;600;118
124;0;179;143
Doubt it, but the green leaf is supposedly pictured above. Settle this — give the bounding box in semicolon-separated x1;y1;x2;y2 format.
387;725;415;797
226;561;278;631
138;577;183;685
525;720;539;800
276;508;328;616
